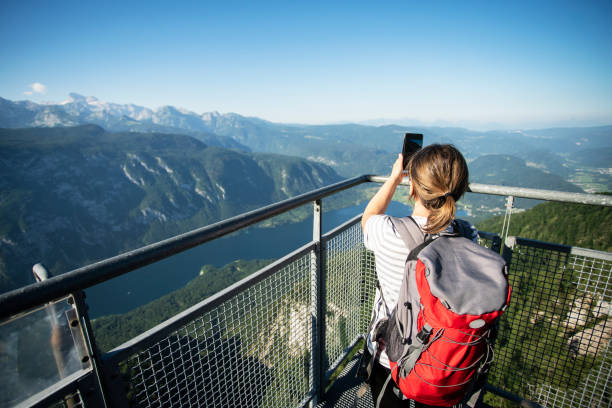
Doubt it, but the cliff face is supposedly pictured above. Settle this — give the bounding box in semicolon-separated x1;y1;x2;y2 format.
0;125;342;292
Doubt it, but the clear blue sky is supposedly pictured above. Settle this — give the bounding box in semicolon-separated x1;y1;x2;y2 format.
1;0;611;128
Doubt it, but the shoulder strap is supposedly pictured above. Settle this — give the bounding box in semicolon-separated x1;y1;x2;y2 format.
452;218;474;239
407;238;435;262
390;216;440;263
389;216;426;250
372;217;425;315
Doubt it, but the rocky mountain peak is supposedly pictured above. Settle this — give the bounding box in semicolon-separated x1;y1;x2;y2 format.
66;92;88;103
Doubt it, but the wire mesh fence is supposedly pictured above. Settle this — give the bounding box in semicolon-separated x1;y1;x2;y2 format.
323;221;376;375
14;221;607;408
489;239;612;408
119;253;313;408
3;182;611;408
359;250;377;340
112;217;375;408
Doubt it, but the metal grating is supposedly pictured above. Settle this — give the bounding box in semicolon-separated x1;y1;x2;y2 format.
323;221;374;374
119;253;313;408
317;355;374;408
489;240;612;407
46;391;85;408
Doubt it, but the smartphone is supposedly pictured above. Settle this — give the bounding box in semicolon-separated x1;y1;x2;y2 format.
402;133;423;169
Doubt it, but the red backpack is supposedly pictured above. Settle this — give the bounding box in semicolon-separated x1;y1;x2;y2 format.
372;217;511;407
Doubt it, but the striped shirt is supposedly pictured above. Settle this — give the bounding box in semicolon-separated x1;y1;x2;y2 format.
363;214;478;368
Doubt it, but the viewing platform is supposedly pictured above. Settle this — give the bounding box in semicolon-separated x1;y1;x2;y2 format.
1;175;611;408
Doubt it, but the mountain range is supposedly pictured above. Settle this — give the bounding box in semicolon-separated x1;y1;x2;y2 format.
0;125;341;292
2;94;611;178
0;94;610;296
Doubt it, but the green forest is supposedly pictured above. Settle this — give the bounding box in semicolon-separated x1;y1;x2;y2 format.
476;196;612;251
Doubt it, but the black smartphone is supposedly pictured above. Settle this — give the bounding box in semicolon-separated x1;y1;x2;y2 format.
402;133;423;169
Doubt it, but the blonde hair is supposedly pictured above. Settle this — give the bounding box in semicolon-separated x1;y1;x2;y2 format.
408;144;469;234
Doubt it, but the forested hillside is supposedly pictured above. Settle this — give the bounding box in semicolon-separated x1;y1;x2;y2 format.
0;125;341;292
477;197;612;251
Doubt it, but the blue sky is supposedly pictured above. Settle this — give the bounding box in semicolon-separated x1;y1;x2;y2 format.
1;0;611;128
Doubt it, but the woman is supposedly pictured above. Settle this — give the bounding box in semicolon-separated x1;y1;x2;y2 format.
361;144;477;407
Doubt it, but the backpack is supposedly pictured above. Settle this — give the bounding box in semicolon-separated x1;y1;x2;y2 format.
371;217;511;407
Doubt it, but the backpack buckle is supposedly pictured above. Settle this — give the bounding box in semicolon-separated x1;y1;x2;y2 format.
416;324;433;344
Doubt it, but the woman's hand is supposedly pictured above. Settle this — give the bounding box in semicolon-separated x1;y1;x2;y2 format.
390;153;406;185
362;153;407;231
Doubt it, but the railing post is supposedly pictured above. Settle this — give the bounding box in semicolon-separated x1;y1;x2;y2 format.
32;264;71;381
310;199;326;406
72;291;112;408
500;195;514;246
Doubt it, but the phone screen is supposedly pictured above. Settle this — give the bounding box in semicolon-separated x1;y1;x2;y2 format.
402;133;423;169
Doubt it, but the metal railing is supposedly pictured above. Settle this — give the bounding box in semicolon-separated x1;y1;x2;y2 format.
490;237;612;408
0;175;610;408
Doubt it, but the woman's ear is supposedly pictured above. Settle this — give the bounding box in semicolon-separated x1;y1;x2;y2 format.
409;181;414;198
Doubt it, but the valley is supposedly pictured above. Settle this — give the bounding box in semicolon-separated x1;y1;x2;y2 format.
0;125;342;292
0;93;610;315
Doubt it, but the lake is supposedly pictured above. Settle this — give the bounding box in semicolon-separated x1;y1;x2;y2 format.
87;201;466;318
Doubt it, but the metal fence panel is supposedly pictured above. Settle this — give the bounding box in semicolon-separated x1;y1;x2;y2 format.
322;220;374;376
359;249;377;338
490;238;612;407
117;253;313;408
3;181;612;408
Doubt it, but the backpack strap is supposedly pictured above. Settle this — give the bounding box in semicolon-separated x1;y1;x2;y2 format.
362;217;426;385
389;216;426;250
373;216;425;313
391;216;439;266
376;372;394;408
375;216;427;314
407;239;435;262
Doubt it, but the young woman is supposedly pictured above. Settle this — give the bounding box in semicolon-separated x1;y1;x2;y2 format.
361;144;477;407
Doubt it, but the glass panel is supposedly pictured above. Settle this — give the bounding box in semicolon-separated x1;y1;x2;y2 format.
0;296;90;407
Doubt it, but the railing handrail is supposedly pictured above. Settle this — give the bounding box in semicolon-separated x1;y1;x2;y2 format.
0;176;367;320
505;235;612;261
1;175;610;320
368;176;612;206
